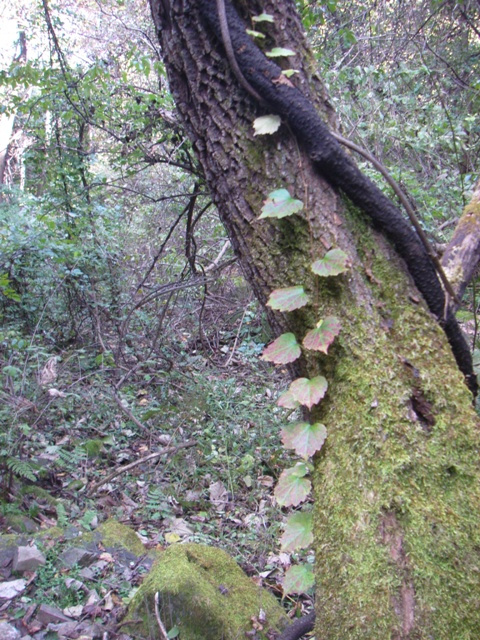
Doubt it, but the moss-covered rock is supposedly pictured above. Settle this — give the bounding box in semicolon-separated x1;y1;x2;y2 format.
125;543;288;640
95;518;146;557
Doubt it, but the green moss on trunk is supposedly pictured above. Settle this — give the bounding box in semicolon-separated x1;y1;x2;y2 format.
312;249;480;639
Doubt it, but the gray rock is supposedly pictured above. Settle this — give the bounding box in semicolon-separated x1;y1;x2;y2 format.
78;566;95;580
36;604;72;625
13;545;46;572
0;578;26;599
4;515;38;533
49;620;104;638
59;547;97;568
0;621;21;640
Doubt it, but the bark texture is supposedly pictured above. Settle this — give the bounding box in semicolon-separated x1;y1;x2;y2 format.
442;178;480;306
149;1;480;638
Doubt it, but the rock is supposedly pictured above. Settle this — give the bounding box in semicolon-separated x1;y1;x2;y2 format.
126;543;289;640
13;545;46;572
0;621;21;639
0;578;26;599
63;604;83;619
4;515;38;533
50;620;104;638
36;604;72;624
95;519;146;557
78;566;95;580
59;547;97;568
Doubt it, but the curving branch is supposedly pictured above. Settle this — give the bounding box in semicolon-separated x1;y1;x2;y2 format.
195;0;476;394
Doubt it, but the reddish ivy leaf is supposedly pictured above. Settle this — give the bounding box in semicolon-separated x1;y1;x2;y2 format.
311;248;349;277
289;376;328;409
267;286;309;312
283;563;315;595
277;388;300;409
261;333;301;364
280;512;313;552
260;189;304;219
274;463;312;507
281;422;327;458
302;316;341;354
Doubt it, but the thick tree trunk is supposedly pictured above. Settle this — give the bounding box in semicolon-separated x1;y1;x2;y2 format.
149;1;480;637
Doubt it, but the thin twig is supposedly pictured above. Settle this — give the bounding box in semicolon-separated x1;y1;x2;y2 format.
154;592;170;640
111;392;151;435
87;439;196;496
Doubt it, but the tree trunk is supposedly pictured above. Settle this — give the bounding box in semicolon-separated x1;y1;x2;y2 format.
149;1;480;637
0;31;27;193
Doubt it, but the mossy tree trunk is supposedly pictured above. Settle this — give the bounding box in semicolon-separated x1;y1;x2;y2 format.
148;0;480;637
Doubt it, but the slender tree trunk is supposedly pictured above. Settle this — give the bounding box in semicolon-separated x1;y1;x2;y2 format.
149;1;480;637
0;31;27;193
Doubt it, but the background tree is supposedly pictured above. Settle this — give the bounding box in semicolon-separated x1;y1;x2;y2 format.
149;0;480;637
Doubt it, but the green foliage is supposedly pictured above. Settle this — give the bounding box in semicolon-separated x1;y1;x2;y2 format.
303;316;341;354
281;422;327;458
286;376;328;409
261;333;301;364
274;462;312;507
283;563;315;595
260;189;304;219
280;511;313;552
311;249;349;277
253;114;281;135
266;286;309;311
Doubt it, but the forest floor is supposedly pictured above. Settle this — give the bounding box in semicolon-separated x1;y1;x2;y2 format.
0;337;311;639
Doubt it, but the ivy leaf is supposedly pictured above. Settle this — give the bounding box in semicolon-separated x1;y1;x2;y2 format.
261;333;301;364
289;376;328;409
277;388;300;409
311;248;349;277
280;512;313;552
283;563;315;595
282;69;299;78
253;114;281;136
260;189;304;219
303;316;341;354
246;29;265;39
266;47;296;58
267;285;309;311
281;421;327;458
274;463;312;507
252;13;274;23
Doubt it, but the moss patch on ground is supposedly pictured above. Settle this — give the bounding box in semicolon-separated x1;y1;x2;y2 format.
96;518;146;557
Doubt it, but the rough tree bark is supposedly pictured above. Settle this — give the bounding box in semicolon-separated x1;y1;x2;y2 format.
149;0;480;638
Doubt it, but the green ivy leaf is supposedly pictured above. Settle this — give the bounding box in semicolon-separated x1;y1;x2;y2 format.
311;248;349;276
253;114;281;136
283;563;315;595
288;376;328;409
281;421;327;458
280;512;313;552
246;29;266;39
261;333;301;364
266;47;296;58
266;285;309;311
302;316;341;354
252;13;274;23
274;463;312;507
282;69;299;78
260;189;304;219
